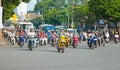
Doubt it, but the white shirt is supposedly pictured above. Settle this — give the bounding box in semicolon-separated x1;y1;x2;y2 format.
28;32;36;37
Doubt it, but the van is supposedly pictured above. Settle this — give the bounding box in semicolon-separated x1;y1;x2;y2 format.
15;22;34;34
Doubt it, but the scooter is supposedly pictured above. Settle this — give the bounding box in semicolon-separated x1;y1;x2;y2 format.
98;37;101;46
10;36;15;45
57;36;66;53
51;35;56;47
105;37;109;43
35;36;39;48
18;36;24;47
88;37;95;49
114;35;119;44
72;36;79;48
28;36;35;51
105;33;110;43
94;36;98;48
65;36;70;48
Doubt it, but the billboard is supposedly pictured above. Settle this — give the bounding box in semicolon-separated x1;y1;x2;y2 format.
0;6;3;28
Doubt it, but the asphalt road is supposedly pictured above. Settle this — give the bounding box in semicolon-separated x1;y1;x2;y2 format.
0;41;120;70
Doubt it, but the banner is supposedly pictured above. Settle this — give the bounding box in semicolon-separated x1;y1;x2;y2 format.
0;6;3;28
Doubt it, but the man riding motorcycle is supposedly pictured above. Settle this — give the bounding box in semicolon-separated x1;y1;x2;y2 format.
57;34;66;53
18;30;25;47
9;30;16;45
27;28;36;48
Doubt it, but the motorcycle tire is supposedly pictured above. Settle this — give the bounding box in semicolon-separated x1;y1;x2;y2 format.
61;47;64;53
98;40;101;46
66;43;68;48
102;42;105;47
28;45;32;51
58;49;60;52
20;42;24;47
73;43;77;48
91;43;94;49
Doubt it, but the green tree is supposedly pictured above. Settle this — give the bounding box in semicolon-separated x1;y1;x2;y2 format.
89;0;120;22
2;0;30;22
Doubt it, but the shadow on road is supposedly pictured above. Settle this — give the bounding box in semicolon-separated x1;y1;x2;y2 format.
40;50;58;53
66;46;89;50
16;47;30;51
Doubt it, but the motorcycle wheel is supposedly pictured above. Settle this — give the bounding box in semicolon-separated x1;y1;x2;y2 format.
28;45;32;51
91;43;94;49
98;40;101;46
66;43;68;48
73;43;76;48
61;46;64;53
102;42;105;47
94;41;97;48
58;49;60;52
20;42;24;47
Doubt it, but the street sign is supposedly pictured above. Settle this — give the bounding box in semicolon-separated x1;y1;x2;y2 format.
0;6;3;28
99;19;104;24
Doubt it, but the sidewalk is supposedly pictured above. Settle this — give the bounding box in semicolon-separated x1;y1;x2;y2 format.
0;38;11;46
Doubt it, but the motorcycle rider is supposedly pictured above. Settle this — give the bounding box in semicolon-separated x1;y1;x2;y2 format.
18;30;25;44
105;31;110;43
9;30;16;44
27;28;36;47
72;33;79;46
114;32;119;43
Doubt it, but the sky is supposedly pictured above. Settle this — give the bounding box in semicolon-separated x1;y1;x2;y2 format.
27;0;37;11
27;0;41;11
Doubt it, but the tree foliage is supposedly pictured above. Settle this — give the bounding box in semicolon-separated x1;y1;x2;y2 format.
89;0;120;22
2;0;30;22
34;0;94;26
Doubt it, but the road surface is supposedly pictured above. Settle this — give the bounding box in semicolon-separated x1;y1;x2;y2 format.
0;42;120;70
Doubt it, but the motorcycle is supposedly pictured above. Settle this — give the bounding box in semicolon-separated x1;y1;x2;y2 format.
105;33;110;43
39;37;44;46
51;35;56;47
105;37;109;43
114;35;119;44
18;36;24;47
98;37;101;46
72;36;79;48
88;37;95;49
94;36;98;48
10;36;16;45
65;36;70;48
35;36;39;48
79;34;83;42
28;36;35;51
57;36;66;53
